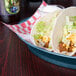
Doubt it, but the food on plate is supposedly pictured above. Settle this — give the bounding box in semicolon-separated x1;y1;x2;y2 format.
52;7;76;56
31;10;62;50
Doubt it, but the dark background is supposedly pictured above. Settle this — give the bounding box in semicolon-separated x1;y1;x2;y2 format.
0;0;75;24
15;0;75;23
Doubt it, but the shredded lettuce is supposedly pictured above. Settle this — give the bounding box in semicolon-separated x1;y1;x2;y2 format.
62;16;76;46
34;34;41;39
33;21;52;40
36;21;45;33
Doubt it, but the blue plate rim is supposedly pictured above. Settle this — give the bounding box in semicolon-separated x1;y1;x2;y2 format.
18;17;76;59
18;35;76;59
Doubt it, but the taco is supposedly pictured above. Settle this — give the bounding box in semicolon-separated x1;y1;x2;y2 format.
31;10;62;50
52;7;76;56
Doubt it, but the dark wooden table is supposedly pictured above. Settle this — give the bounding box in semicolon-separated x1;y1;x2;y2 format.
1;21;76;76
0;0;76;76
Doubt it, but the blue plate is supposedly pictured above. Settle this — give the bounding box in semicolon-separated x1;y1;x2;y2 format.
18;18;76;70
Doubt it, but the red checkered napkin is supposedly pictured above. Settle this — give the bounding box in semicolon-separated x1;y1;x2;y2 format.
4;1;61;44
4;1;48;44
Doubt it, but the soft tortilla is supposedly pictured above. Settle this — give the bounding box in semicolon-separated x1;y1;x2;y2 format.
31;9;62;50
52;7;76;55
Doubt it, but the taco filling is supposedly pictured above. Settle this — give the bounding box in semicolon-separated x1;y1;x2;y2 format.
59;16;76;55
34;21;52;48
32;10;61;49
33;21;52;48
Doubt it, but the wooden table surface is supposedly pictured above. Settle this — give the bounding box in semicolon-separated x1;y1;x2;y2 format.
1;21;76;76
0;0;76;76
